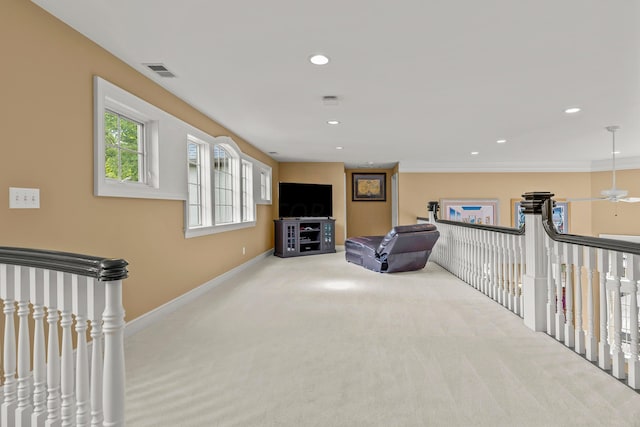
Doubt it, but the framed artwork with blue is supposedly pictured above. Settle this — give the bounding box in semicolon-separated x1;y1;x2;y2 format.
440;199;499;225
512;198;569;233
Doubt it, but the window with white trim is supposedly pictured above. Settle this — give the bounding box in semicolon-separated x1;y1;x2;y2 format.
260;171;270;201
252;160;272;205
185;137;259;237
94;76;186;200
242;160;254;222
104;110;145;183
213;145;237;225
187;140;205;227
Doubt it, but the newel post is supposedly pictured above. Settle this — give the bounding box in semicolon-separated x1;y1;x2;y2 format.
102;279;125;427
427;201;438;223
521;192;553;331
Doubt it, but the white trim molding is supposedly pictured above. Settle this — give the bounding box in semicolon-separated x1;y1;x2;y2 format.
399;157;640;173
124;249;273;337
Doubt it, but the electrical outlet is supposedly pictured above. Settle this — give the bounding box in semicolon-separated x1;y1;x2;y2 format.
242;246;246;255
9;187;40;209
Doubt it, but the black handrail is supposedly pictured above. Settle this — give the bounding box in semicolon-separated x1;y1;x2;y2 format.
0;247;128;281
426;197;640;254
540;199;640;256
432;202;525;236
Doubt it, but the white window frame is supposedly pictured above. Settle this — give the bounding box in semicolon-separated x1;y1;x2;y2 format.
213;143;240;225
103;109;147;183
187;136;211;229
185;135;257;238
94;77;169;199
94;78;269;236
241;159;255;222
251;158;272;205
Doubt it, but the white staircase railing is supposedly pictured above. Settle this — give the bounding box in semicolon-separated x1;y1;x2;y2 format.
431;210;525;319
0;247;128;427
429;192;640;390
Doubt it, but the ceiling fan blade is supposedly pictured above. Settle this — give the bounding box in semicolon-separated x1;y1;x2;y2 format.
620;197;640;203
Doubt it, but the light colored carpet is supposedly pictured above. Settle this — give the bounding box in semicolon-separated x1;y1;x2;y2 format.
124;250;640;427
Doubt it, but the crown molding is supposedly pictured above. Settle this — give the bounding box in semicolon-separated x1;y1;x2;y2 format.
398;157;640;173
590;156;640;172
398;161;593;173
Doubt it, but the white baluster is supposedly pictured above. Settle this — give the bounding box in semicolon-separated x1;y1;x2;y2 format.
502;234;509;308
88;278;106;427
462;228;467;282
518;234;525;317
73;275;91;426
573;245;585;355
59;273;76;427
1;264;17;427
476;230;481;290
564;244;575;348
103;279;126;427
467;228;472;285
626;254;640;389
554;241;565;341
495;233;502;303
31;268;47;427
482;231;489;296
492;233;499;301
457;229;463;278
462;228;468;282
45;271;61;427
584;247;598;361
546;236;555;335
597;248;611;370
16;265;33;425
609;252;625;379
510;235;517;313
472;229;477;286
510;234;517;313
501;234;508;306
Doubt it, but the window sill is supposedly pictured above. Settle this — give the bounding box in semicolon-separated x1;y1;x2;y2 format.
185;221;256;239
95;179;185;200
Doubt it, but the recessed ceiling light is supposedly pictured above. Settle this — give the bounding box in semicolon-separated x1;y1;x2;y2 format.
309;54;329;65
496;139;507;144
336;146;343;150
327;120;340;125
471;151;479;155
564;107;581;114
612;151;621;154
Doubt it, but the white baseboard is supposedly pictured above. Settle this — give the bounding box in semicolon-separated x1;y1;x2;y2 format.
125;249;274;337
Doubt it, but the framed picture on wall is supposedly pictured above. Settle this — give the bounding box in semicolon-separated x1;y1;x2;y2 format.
512;199;569;233
439;199;499;225
353;173;386;201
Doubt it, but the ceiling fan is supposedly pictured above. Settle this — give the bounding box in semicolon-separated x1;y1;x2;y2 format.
571;126;640;203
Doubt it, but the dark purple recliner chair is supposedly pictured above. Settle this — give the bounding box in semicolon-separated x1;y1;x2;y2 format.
344;224;439;273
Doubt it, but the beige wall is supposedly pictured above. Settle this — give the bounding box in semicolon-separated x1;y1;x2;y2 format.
591;169;640;236
4;0;640;327
346;169;393;237
278;163;346;244
399;172;594;235
1;0;278;321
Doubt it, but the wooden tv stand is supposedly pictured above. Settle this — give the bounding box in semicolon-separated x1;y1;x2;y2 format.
274;218;336;258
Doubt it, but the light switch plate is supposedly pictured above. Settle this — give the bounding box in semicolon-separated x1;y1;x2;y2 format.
9;187;40;209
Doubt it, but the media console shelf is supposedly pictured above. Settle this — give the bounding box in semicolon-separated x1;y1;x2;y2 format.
274;218;336;258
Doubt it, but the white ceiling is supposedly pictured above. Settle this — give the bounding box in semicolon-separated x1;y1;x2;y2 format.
33;0;640;171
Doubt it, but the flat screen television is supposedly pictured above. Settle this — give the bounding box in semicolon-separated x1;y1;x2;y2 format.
278;182;333;218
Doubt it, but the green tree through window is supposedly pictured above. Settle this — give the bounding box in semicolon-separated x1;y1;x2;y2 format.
104;110;144;182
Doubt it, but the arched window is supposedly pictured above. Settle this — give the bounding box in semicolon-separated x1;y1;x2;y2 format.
213;144;239;225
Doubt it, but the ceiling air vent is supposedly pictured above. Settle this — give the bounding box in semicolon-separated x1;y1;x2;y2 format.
144;63;176;78
322;95;339;106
